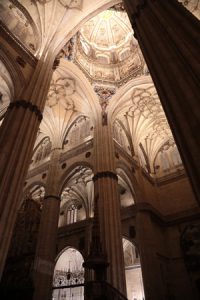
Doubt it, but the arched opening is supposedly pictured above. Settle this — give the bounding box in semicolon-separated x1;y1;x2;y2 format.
123;238;145;300
59;166;94;227
52;247;84;300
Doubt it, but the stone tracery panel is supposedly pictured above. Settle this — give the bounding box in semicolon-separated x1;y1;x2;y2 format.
153;142;183;176
64;116;93;150
31;137;52;165
47;77;76;109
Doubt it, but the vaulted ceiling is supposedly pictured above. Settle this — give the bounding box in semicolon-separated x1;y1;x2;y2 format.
0;0;199;178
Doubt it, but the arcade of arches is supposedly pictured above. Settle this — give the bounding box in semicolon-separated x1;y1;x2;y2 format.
0;1;200;300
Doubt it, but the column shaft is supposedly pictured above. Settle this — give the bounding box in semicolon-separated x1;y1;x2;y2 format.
135;211;165;300
124;0;200;202
0;54;54;277
33;149;61;300
93;120;127;295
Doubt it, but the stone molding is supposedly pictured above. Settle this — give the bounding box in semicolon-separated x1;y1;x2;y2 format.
44;195;61;201
93;171;118;182
8;100;43;121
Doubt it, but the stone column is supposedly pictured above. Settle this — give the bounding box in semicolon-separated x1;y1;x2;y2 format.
33;148;61;300
135;209;165;300
92;117;127;296
124;0;200;202
0;54;54;277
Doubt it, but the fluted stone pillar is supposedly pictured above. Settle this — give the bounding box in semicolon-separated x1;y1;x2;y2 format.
0;55;54;278
124;0;200;202
135;209;165;300
33;148;61;300
93;117;127;296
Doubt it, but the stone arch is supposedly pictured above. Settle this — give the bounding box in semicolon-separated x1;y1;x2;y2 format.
22;182;45;209
123;237;145;300
55;59;100;121
0;0;40;54
0;49;24;99
108;76;153;121
116;162;142;203
117;168;135;208
53;0;124;56
53;247;85;299
0;58;15;126
59;164;94;226
59;161;94;196
113;118;133;155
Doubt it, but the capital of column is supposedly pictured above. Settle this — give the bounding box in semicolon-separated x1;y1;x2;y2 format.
43;195;61;201
8;100;43;121
93;171;118;182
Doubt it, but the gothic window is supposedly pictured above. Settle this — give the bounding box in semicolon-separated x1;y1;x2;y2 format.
171;145;182;166
159;151;170;171
67;204;78;224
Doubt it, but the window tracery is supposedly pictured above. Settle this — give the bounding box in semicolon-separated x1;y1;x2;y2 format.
67;203;78;224
153;143;183;175
64;116;93;149
33;138;52;165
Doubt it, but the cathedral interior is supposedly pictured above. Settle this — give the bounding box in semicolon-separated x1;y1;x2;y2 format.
0;0;200;300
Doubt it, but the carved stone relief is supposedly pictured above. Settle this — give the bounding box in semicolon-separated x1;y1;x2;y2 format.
47;78;76;110
94;85;116;125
